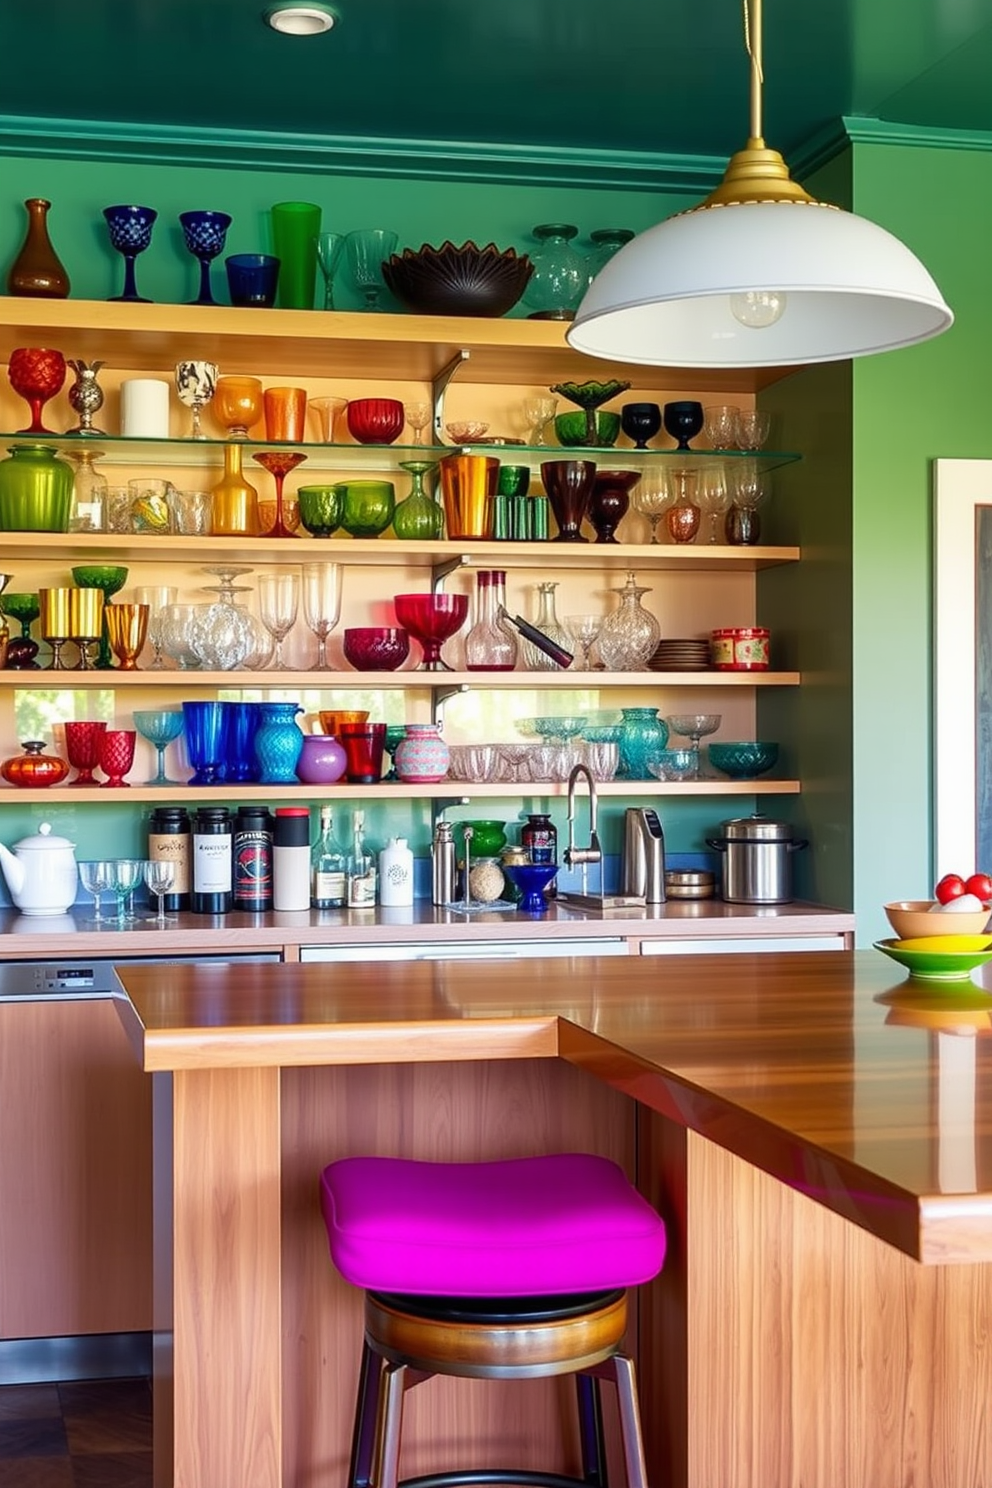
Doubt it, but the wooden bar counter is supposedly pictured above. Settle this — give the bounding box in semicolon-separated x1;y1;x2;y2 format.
115;950;992;1488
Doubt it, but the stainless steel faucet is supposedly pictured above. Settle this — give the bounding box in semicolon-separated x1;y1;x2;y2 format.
563;763;602;896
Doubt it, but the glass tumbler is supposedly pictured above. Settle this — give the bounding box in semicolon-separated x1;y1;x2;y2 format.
338;722;387;784
438;455;498;539
270;201;321;309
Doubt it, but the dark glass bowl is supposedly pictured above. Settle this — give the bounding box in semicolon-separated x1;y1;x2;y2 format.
707;740;779;779
342;627;410;671
382;241;533;318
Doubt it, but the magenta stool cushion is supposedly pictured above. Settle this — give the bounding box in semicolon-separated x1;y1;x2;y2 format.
320;1153;666;1298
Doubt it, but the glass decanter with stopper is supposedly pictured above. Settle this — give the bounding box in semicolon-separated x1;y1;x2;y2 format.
464;569;518;671
521;581;570;671
597;571;661;672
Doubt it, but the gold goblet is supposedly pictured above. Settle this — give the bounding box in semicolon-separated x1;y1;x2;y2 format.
38;587;73;670
69;587;105;670
213;376;263;439
105;603;149;670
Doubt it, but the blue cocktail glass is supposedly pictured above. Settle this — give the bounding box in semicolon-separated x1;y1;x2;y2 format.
103;205;158;303
182;701;231;786
180;210;233;306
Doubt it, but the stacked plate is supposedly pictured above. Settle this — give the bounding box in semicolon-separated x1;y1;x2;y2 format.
648;637;711;671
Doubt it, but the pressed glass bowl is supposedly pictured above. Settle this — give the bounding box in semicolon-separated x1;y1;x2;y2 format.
342;626;410;671
531;715;588;741
382;242;533;318
648;749;698;782
707;741;779;779
554;411;621;448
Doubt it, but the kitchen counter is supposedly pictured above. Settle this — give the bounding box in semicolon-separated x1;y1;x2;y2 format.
114;950;992;1488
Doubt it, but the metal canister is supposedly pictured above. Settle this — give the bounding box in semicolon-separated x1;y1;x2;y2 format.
431;820;457;906
234;806;273;913
706;815;808;904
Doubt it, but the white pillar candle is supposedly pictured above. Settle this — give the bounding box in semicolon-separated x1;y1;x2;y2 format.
120;378;171;437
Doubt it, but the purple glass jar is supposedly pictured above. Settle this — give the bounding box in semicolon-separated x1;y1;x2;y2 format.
295;732;347;785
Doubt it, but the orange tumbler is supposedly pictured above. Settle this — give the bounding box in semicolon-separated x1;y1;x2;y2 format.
438;455;499;540
264;386;308;442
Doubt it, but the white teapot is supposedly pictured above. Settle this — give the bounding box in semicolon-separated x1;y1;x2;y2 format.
0;822;79;916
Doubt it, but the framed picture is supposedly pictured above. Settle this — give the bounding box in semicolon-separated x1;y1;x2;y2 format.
933;458;992;874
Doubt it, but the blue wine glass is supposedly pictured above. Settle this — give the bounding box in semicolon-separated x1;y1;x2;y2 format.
180;210;233;306
103;205;158;303
133;709;185;786
182;701;230;786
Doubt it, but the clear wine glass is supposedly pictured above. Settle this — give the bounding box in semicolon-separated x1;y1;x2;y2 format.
732;459;767;510
78;859;115;924
697;463;732;544
631;468;675;543
406;400;432;445
565;613;602;671
143;859;176;927
344;228;398;310
258;570;301;669
133;585;178;668
110;858;145;925
666;713;722;779
315;231;344;310
301;561;342;669
522;394;557;446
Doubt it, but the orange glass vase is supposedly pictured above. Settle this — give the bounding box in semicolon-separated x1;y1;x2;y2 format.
7;199;70;298
211;443;260;536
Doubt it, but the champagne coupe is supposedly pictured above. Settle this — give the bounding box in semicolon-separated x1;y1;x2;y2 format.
38;586;72;670
698;463;732;544
301;561;342;669
344;228;398;310
143;858;177;927
105;603;149;670
133;585;178;668
631;469;675;544
253;450;307;538
109;858;145;925
8;347;67;434
69;586;105;670
64;720;107;786
258;570;301;669
213;376;263;439
179;210;232;306
78;859;115;924
406;400;432;445
103;204;157;302
315;231;344;309
666;714;722;779
565;614;602;671
523;394;557;446
133;709;185;785
175;360;218;439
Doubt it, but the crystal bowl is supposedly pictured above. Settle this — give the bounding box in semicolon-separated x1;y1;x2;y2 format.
446;744;499;783
884;900;992;939
707;741;779;779
648;749;698;782
342;626;410;671
382;241;533;318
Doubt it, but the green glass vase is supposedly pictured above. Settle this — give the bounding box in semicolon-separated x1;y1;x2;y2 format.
393;461;442;540
0;444;73;531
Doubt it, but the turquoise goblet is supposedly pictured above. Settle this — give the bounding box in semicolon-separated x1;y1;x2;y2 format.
133;709;185;786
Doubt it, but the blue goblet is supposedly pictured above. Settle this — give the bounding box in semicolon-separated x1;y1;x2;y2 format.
133;708;185;786
503;863;560;914
181;701;230;787
180;210;233;306
103;205;158;303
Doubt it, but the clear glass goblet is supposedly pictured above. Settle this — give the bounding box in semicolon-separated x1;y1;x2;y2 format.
175;361;218;439
301;561;342;669
666;713;722;779
732;459;767;510
133;708;185;785
631;468;675;543
565;613;602;671
143;859;176;927
110;858;145;925
344;228;398;310
78;858;115;924
734;410;771;451
522;394;557;446
406;401;432;445
258;570;301;669
315;231;344;309
697;463;732;544
132;585;178;668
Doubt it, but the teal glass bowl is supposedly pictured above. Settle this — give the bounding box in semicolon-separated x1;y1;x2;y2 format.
708;741;779;779
554;411;621;448
874;939;992;982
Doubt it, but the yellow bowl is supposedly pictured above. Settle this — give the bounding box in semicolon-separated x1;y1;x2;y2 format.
893;934;992;952
884;899;992;939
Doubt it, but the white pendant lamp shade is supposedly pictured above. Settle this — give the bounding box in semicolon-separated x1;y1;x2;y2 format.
567;199;954;369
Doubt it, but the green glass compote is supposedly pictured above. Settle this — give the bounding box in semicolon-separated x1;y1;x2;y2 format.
551;379;632;446
71;565;128;670
1;591;40;638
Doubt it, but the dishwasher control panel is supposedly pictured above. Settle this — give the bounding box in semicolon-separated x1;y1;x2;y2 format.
0;954;282;1000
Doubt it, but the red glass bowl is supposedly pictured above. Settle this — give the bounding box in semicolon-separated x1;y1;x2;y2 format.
343;627;410;671
393;593;469;671
346;397;405;445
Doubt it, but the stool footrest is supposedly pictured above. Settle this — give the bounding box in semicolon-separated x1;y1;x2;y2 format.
396;1472;604;1488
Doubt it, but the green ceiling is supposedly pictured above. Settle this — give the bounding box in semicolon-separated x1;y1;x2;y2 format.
2;0;992;184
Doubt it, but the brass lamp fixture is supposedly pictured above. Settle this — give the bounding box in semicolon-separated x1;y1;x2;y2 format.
567;0;953;368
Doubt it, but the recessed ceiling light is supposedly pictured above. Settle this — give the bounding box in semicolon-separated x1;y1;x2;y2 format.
264;3;337;35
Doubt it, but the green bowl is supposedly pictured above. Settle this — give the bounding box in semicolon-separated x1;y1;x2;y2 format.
554;411;621;448
874;938;992;982
70;564;129;595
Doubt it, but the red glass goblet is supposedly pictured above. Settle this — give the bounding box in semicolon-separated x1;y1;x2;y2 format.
393;592;469;671
64;720;107;787
253;450;307;538
98;728;136;789
8;347;67;435
587;470;641;544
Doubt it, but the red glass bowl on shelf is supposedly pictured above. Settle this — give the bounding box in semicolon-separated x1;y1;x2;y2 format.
342;627;410;672
345;398;405;445
393;592;469;671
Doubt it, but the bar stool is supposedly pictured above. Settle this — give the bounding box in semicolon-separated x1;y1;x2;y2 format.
319;1152;667;1488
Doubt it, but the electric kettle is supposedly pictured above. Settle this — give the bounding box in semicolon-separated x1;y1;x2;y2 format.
621;808;666;903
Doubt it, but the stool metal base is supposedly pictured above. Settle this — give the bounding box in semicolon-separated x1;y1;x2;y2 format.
348;1291;649;1488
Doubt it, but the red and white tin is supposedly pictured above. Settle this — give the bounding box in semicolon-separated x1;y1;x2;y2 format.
711;627;770;671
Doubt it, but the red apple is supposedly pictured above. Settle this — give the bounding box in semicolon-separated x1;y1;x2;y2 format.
965;872;992;903
935;873;967;904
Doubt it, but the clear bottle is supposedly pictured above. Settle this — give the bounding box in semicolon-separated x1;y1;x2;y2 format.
346;810;377;908
597;571;661;671
66;448;107;533
311;805;346;909
521;581;570;671
464;569;517;671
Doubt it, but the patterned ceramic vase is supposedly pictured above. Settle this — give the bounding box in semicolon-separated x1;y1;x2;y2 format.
393;724;450;784
254;702;304;785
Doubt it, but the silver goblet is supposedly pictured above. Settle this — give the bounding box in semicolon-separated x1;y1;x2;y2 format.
66;359;106;435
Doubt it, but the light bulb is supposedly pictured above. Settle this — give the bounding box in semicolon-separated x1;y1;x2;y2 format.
730;290;787;328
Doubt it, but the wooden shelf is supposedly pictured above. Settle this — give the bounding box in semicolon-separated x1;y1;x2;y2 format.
4;668;801;689
0;299;793;391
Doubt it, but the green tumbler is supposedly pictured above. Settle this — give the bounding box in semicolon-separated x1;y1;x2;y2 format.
270;201;321;310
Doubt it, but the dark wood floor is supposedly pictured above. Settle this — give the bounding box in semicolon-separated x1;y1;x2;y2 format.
0;1378;151;1487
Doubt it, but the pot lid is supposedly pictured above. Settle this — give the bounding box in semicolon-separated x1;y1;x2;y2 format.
14;821;75;851
719;814;796;842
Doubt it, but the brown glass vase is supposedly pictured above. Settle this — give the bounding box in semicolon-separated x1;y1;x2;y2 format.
7;199;71;299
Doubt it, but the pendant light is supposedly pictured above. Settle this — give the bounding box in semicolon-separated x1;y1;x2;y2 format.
567;0;953;369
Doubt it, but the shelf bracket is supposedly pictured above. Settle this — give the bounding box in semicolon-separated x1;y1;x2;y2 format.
431;555;472;592
432;681;470;715
431;349;470;445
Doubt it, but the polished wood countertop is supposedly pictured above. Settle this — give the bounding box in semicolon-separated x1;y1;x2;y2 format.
115;950;992;1265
